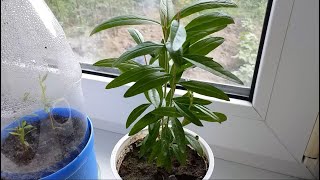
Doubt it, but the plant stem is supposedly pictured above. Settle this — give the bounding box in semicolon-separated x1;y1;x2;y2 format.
143;55;148;65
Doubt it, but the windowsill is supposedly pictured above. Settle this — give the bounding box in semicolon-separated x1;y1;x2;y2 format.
93;127;297;179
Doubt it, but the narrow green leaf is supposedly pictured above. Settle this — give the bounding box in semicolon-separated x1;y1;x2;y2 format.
9;132;20;136
171;118;187;155
166;42;184;66
146;88;162;107
185;133;204;157
171;144;186;165
126;103;151;128
24;125;34;129
140;121;161;157
128;28;144;44
182;118;191;126
148;141;161;162
129;113;160;136
184;55;243;84
179;80;230;101
173;96;212;105
189;25;228;44
124;72;171;98
160;0;175;27
151;107;182;117
169;20;187;51
188;37;224;55
185;13;234;43
93;58;140;71
162;126;174;143
157;140;171;170
174;0;237;19
174;102;203;126
186;12;234;31
193;109;227;123
106;66;162;89
158;46;167;69
113;42;164;67
90;15;160;35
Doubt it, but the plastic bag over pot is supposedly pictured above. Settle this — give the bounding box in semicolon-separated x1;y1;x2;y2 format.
1;0;89;179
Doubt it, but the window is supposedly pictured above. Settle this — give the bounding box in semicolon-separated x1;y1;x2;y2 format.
45;0;272;100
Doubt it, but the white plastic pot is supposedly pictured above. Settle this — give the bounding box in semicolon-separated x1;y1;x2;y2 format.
110;128;214;179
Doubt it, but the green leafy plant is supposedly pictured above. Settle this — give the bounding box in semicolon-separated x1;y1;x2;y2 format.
8;120;36;149
91;0;242;171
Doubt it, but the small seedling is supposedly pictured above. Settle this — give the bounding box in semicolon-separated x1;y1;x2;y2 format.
9;120;36;150
38;73;57;129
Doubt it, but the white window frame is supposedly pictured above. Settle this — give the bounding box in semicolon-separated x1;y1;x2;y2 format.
81;0;319;179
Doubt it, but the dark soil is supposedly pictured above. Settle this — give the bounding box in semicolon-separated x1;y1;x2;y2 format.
119;142;208;180
1;115;87;179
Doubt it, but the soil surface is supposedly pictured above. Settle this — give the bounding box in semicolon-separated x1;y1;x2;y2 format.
119;142;208;180
1;115;87;180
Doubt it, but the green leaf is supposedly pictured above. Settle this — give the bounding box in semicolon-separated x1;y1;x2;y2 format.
185;133;204;157
186;13;234;31
128;28;144;44
140;121;161;157
193;108;227;123
171;144;186;165
148;141;161;162
146;88;163;107
158;46;167;69
174;102;203;126
126;103;151;128
90;15;160;35
169;20;187;51
157;140;171;170
113;42;164;67
184;55;243;84
160;0;175;27
106;66;162;89
185;13;234;43
124;72;171;98
93;58;140;71
188;37;224;55
181;118;191;126
129;113;160;136
189;26;228;44
166;43;184;66
174;0;237;19
173;96;212;105
9;132;20;136
24;125;34;129
171;118;187;155
194;104;227;123
162;126;174;143
151;107;182;117
179;81;230;101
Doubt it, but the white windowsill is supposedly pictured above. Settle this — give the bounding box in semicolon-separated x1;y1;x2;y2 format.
93;127;297;179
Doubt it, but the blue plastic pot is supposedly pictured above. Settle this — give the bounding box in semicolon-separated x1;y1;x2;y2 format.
1;108;98;180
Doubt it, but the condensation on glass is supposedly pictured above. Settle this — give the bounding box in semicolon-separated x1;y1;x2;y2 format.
1;0;88;178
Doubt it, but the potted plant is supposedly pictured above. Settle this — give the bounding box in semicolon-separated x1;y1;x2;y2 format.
91;0;243;179
1;74;97;180
1;0;98;179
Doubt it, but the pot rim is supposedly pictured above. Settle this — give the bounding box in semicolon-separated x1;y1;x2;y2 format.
110;128;214;180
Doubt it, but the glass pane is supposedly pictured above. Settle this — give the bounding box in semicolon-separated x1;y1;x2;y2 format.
45;0;269;87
